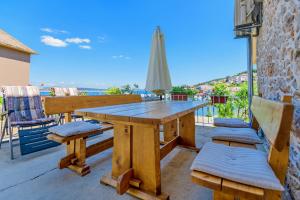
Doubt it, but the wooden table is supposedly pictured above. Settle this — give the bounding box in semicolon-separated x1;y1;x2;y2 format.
76;101;208;200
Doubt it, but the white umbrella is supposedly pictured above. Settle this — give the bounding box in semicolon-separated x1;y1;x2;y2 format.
145;26;172;97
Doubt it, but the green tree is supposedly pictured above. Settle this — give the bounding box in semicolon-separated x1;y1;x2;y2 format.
212;83;230;96
121;84;133;94
105;87;122;95
234;82;248;119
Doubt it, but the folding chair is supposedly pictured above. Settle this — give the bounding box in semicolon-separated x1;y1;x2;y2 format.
0;86;59;159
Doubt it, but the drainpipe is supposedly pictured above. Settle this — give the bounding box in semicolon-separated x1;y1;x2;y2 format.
247;36;253;121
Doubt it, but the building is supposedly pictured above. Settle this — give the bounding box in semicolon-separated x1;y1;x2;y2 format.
0;29;36;86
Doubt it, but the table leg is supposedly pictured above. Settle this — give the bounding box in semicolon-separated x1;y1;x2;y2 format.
101;123;168;199
179;112;196;148
132;124;161;194
112;124;132;178
163;119;178;142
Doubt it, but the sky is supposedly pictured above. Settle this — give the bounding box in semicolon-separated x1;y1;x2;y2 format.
0;0;247;89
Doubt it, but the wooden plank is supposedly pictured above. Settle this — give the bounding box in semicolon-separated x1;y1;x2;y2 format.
59;153;75;169
221;179;264;200
117;168;134;195
65;113;72;123
251;96;294;151
163;119;177;142
86;137;113;157
263;190;281;200
75;138;86;166
268;143;289;184
132;124;161;194
77;101;208;125
191;171;222;191
160;136;179;160
213;191;236;200
112;124;132;178
44;95;142;115
101;174;169;200
179;112;196;147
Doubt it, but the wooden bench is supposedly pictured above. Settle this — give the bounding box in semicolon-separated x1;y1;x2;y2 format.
212;95;292;150
191;96;294;200
44;95;142;176
47;123;113;176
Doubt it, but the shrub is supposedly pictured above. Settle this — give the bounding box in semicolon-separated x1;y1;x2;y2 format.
105;87;122;95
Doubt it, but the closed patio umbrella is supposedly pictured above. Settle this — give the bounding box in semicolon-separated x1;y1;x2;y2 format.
145;26;172;99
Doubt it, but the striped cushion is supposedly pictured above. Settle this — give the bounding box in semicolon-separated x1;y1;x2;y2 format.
6;97;45;122
214;118;249;128
69;88;79;96
191;142;283;191
49;121;101;137
1;86;40;97
211;127;262;144
53;87;69;96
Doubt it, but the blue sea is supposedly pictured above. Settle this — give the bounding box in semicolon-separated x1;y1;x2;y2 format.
40;88;153;96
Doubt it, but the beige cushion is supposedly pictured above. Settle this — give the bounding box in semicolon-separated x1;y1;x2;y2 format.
191;142;283;191
211;127;262;144
49;121;101;137
214;118;249;128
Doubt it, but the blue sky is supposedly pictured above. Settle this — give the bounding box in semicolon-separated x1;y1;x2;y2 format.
1;0;247;89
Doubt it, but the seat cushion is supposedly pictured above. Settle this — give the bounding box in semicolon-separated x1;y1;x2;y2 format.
214;118;249;128
211;127;262;144
191;142;283;191
49;121;101;137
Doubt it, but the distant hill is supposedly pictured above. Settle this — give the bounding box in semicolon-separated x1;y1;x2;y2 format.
194;70;257;88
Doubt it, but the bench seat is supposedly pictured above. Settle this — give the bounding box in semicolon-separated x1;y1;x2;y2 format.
211;127;262;144
191;142;283;191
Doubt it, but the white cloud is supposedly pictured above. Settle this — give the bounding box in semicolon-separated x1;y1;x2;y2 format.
79;45;91;50
41;35;68;47
65;37;90;44
40;28;68;34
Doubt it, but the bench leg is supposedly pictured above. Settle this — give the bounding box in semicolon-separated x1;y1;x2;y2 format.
264;190;281;200
214;191;263;200
214;191;237;200
60;138;90;176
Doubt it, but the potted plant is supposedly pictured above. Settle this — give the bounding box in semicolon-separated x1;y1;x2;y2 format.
170;86;198;101
210;83;229;104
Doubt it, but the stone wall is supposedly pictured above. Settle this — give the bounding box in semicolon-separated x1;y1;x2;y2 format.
256;0;300;199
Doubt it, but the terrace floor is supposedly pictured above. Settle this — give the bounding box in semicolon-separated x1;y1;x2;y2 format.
0;125;219;200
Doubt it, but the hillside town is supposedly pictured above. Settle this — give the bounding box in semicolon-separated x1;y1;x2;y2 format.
195;70;257;95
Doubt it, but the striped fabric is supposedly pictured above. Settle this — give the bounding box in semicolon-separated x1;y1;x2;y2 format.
2;86;40;97
1;86;55;126
49;121;101;137
52;87;79;96
68;88;79;96
211;127;262;144
53;87;69;96
191;142;283;191
213;118;249;128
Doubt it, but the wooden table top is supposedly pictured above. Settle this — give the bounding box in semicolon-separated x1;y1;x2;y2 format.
75;101;208;124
